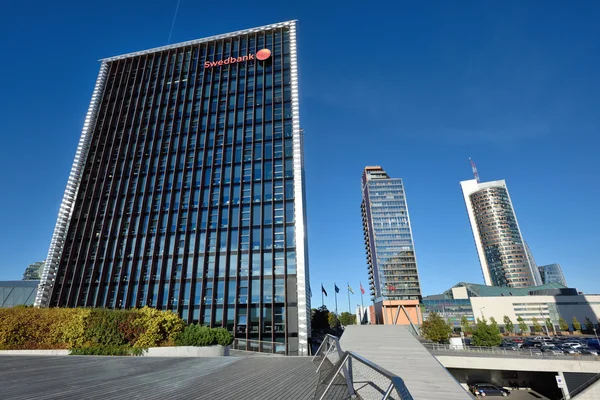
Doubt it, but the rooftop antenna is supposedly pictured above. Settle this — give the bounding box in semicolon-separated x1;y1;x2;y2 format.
469;157;480;183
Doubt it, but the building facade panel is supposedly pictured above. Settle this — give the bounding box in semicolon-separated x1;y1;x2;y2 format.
37;21;309;355
471;295;600;333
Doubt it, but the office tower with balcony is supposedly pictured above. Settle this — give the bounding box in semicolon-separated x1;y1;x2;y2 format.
461;172;540;288
35;21;310;355
23;261;45;280
361;166;422;325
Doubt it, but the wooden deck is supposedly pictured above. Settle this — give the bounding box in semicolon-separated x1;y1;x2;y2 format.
0;354;345;400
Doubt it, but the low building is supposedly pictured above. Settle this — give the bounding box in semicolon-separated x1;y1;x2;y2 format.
0;281;39;307
423;282;600;333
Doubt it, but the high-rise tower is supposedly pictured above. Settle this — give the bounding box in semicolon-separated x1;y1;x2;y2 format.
361;167;422;302
460;162;539;288
35;21;310;355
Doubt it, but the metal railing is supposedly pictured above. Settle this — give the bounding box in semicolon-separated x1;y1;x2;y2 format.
424;343;600;360
312;334;413;400
231;338;286;355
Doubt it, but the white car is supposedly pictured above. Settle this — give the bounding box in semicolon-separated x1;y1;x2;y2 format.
562;342;583;349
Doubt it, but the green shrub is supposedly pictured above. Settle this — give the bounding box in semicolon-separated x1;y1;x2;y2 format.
174;325;233;347
174;324;215;347
133;307;185;348
70;345;146;356
213;328;234;346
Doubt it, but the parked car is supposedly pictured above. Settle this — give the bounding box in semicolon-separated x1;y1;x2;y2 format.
580;349;598;356
562;342;583;349
542;347;565;356
586;338;600;350
470;383;510;397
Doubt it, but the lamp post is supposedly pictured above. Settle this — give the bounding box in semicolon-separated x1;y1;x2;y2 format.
479;307;486;320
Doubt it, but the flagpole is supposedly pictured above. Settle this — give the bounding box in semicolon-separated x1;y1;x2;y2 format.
321;284;324;307
347;282;351;313
360;282;364;324
334;283;338;315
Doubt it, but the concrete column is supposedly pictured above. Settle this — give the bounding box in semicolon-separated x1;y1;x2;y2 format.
559;371;570;400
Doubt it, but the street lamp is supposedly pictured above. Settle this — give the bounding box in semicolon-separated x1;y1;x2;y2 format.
593;328;599;348
479;307;486;320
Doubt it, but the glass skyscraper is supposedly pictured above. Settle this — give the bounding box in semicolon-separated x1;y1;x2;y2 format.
35;20;310;355
538;264;568;286
361;167;422;302
460;178;540;288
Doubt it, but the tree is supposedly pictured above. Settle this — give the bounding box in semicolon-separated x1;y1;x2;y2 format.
572;317;581;332
461;315;473;335
503;315;514;334
328;312;340;329
585;318;594;333
559;318;569;332
339;312;356;326
472;317;502;347
489;317;498;329
421;312;452;343
517;316;528;335
311;306;330;331
545;318;554;333
532;317;542;333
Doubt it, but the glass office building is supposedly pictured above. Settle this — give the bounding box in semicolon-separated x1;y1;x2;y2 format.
361;167;422;301
538;264;567;286
460;179;540;288
422;297;473;329
35;20;310;355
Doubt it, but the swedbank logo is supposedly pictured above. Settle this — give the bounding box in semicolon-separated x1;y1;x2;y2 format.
204;48;271;68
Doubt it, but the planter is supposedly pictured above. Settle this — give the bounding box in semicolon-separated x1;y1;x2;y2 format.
145;345;230;357
0;349;70;356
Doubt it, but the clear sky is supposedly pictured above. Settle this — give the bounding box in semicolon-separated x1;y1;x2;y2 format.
0;1;598;313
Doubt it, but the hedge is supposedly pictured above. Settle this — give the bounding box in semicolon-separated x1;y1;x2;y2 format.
174;324;233;347
0;307;185;351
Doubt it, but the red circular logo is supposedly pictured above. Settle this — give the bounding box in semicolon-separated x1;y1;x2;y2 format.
256;49;271;61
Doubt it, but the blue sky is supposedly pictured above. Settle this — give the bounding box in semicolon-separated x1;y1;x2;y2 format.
0;1;598;313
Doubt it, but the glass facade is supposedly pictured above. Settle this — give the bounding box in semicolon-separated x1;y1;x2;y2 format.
36;21;310;355
361;167;421;301
422;298;473;328
1;281;39;307
461;179;538;288
538;264;567;286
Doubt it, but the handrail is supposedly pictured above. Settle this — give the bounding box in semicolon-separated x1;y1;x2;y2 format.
423;342;600;360
312;334;355;397
312;334;414;399
318;351;413;400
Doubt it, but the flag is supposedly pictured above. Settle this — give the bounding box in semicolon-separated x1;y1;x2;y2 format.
321;284;328;297
348;284;354;294
360;283;365;295
334;284;340;294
